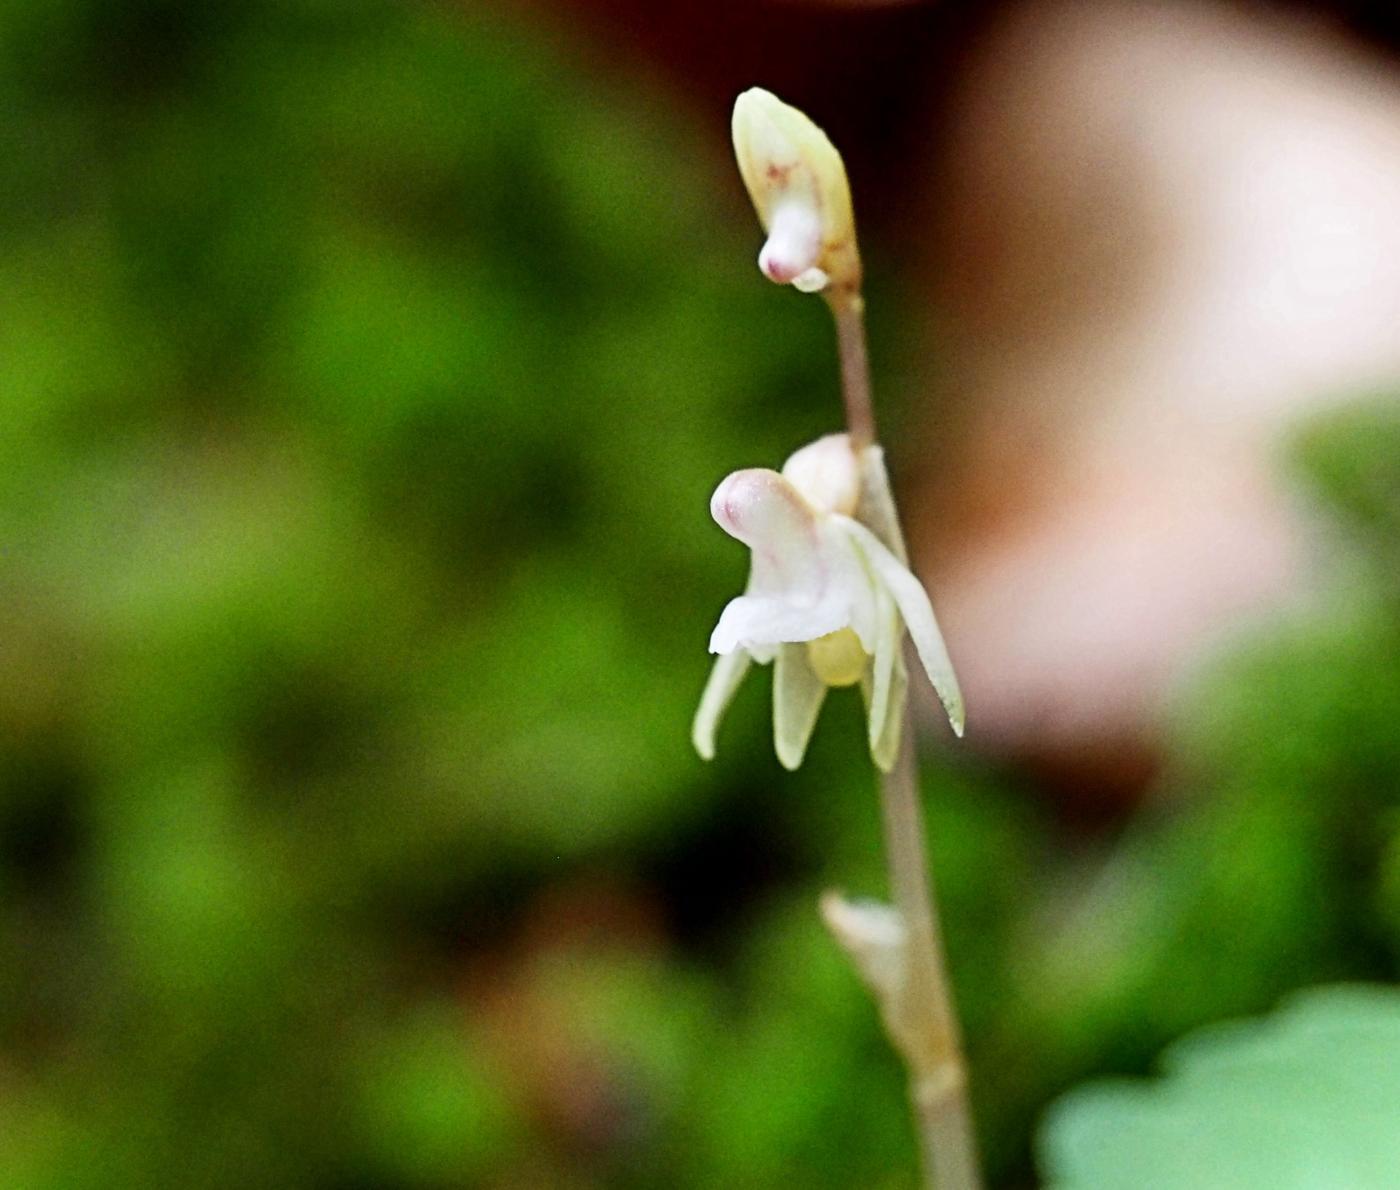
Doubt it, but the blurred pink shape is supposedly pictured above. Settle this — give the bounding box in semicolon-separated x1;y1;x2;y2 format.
909;0;1400;784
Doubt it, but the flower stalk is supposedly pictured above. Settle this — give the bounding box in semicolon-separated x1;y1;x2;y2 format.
723;88;982;1189
823;278;980;1190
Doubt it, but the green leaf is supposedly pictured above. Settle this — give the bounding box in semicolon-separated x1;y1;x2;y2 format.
1038;985;1400;1188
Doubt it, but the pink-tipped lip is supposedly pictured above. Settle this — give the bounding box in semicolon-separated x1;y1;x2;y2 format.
759;247;806;284
759;201;822;285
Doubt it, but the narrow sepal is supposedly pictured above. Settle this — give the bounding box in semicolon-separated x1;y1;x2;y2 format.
692;649;752;760
841;517;965;738
772;643;827;770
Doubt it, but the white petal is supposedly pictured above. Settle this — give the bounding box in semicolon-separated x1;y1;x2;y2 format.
709;593;850;656
781;434;859;516
692;649;752;761
710;468;823;597
868;652;907;772
861;605;907;774
773;643;827;770
824;523;882;653
839;517;965;738
854;444;910;561
866;581;899;755
758;201;822;285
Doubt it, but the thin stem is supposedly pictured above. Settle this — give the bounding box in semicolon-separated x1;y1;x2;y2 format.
827;290;981;1190
881;727;981;1190
830;295;876;450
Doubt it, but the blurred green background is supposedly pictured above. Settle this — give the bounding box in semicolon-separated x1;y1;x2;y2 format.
2;1;1399;1187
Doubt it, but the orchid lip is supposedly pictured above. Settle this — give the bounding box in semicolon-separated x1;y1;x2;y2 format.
758;200;822;285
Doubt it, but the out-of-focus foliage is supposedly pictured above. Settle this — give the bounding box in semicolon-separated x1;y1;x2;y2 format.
0;1;842;1185
965;397;1400;1173
1;0;1399;1187
1039;985;1400;1188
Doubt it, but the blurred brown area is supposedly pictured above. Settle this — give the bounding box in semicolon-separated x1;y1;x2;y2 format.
914;0;1400;800
521;0;1400;805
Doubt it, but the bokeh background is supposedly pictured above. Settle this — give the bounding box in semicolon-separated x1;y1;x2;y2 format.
3;0;1400;1186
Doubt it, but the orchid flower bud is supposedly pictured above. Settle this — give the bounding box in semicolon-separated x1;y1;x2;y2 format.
731;88;861;296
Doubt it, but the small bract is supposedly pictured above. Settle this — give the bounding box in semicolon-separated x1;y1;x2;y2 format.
693;433;964;771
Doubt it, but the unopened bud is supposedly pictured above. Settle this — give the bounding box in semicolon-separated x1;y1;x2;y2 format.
731;88;861;296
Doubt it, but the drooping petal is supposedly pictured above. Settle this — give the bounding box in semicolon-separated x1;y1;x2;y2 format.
773;643;827;770
866;580;899;756
709;593;850;656
860;583;907;773
824;523;882;654
839;517;965;738
692;649;752;761
866;649;907;772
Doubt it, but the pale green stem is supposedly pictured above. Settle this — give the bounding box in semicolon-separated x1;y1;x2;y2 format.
828;294;982;1190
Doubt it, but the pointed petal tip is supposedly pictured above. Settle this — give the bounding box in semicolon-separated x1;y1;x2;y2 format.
773;643;826;772
691;709;716;759
693;650;752;765
946;696;966;739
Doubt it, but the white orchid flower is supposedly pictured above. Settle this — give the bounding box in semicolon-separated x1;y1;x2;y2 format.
693;433;964;772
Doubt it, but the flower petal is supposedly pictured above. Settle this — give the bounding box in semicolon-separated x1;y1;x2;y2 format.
773;643;827;770
710;468;823;597
864;651;907;772
854;445;911;561
839;517;965;738
866;580;900;756
782;433;859;516
730;88;853;247
861;585;907;773
709;593;850;656
692;649;752;761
